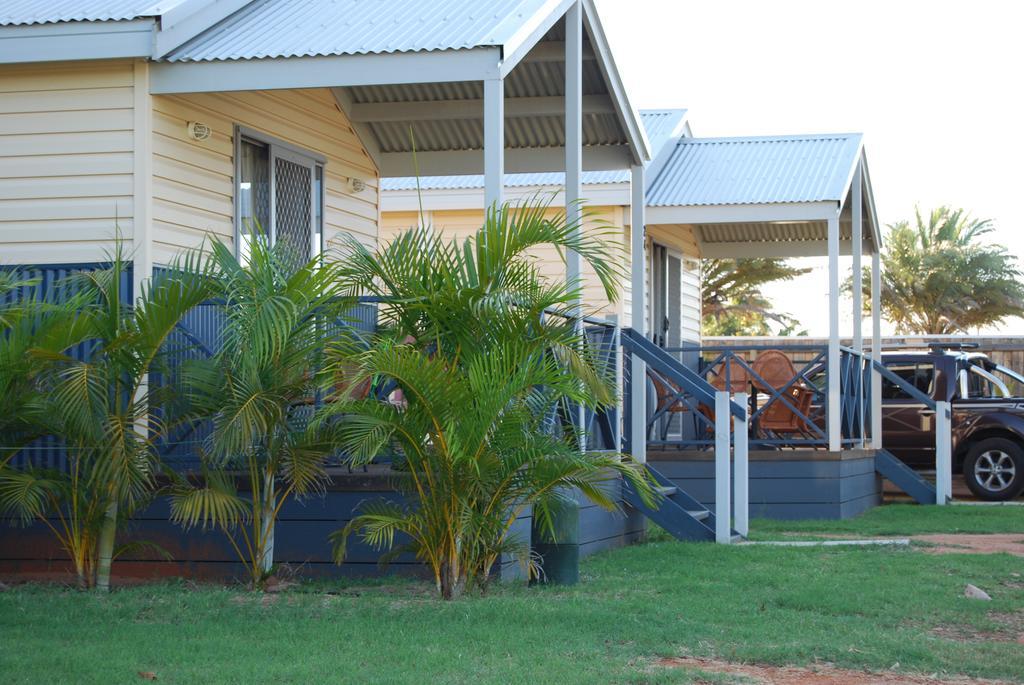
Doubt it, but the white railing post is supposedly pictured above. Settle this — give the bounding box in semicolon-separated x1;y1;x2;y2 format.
935;400;952;504
733;392;749;538
827;214;842;452
715;391;732;543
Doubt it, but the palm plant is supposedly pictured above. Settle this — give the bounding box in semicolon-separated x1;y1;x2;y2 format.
0;272;91;470
853;206;1024;334
326;200;655;600
0;245;216;590
168;239;352;587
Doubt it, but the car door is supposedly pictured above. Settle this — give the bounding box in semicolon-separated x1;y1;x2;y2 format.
881;359;937;466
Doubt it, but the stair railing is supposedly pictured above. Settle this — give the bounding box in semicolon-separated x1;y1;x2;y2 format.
869;358;952;504
622;328;749;542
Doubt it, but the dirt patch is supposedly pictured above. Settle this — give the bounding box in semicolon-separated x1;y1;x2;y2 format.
657;656;1014;684
910;534;1024;557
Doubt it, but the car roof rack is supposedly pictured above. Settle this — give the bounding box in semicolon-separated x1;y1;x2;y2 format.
927;342;980;351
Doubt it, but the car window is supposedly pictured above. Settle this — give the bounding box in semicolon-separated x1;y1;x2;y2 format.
882;362;934;400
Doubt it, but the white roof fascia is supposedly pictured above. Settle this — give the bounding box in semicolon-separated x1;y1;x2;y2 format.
646;201;840;226
152;0;254;58
582;0;649;165
379;144;633;177
498;0;576;77
834;136;866;215
150;45;502;94
860;151;883;252
383;182;629;212
0;18;154;63
700;240;856;259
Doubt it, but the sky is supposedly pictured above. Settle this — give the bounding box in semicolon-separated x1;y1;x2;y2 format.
595;0;1024;336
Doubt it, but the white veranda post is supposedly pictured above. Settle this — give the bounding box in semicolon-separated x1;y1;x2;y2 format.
483;77;504;212
871;247;883;449
565;0;585;437
851;164;864;446
827;213;842;452
630;165;646;463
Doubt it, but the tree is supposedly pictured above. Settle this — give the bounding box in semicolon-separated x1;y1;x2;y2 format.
701;258;810;336
0;246;215;590
859;206;1024;334
168;239;352;588
327;201;655;600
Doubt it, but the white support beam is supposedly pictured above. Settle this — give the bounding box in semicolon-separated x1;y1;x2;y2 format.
733;392;749;539
518;40;596;65
871;248;883;449
150;47;502;94
714;391;732;544
827;213;842;452
629;164;646;463
565;0;582;307
566;0;585;440
483;78;504;212
498;0;578;76
378;144;633;177
697;239;856;259
645;202;838;226
851;164;865;446
132;60;153;301
347;94;614;123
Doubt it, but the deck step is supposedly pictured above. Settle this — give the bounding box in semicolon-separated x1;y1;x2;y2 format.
656;485;678;497
686;509;710;521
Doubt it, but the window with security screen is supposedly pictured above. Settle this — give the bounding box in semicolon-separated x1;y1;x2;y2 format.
236;131;323;268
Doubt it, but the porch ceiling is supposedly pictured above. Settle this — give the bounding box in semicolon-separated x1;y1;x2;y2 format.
145;0;649;177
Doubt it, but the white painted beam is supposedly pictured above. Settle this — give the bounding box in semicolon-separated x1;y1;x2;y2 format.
697;239;857;259
132;60;153;299
379;144;633;177
347;94;614;124
827;214;842;452
851;164;865;446
871;248;883;449
150;47;502;94
518;40;596;64
565;0;582;308
483;77;504;212
330;87;382;173
733;392;749;538
646;202;839;226
629;164;646;463
714;391;732;544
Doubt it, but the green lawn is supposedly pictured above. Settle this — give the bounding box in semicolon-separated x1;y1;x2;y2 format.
751;503;1024;538
2;507;1023;684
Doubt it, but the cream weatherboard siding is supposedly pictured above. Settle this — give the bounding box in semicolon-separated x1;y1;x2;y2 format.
151;88;378;265
645;223;702;344
0;60;137;264
381;206;629;323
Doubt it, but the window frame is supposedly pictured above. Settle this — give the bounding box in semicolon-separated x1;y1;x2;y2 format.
233;125;326;264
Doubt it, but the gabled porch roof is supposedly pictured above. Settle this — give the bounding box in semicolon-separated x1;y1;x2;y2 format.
148;0;651;177
645;133;881;257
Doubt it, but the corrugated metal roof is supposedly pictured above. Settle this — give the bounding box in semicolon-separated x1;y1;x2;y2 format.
647;133;863;207
165;0;555;62
382;109;686;190
0;0;181;25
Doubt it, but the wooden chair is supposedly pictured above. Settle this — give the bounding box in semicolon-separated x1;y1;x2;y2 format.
751;350;814;434
697;357;751;431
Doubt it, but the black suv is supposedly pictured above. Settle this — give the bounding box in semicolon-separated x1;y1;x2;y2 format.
882;343;1024;501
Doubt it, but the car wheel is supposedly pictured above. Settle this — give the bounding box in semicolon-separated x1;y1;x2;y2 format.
962;438;1024;501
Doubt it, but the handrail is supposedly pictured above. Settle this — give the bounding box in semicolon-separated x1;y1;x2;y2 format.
622;328;746;420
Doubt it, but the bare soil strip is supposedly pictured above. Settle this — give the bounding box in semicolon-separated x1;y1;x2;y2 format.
657;656;1016;684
